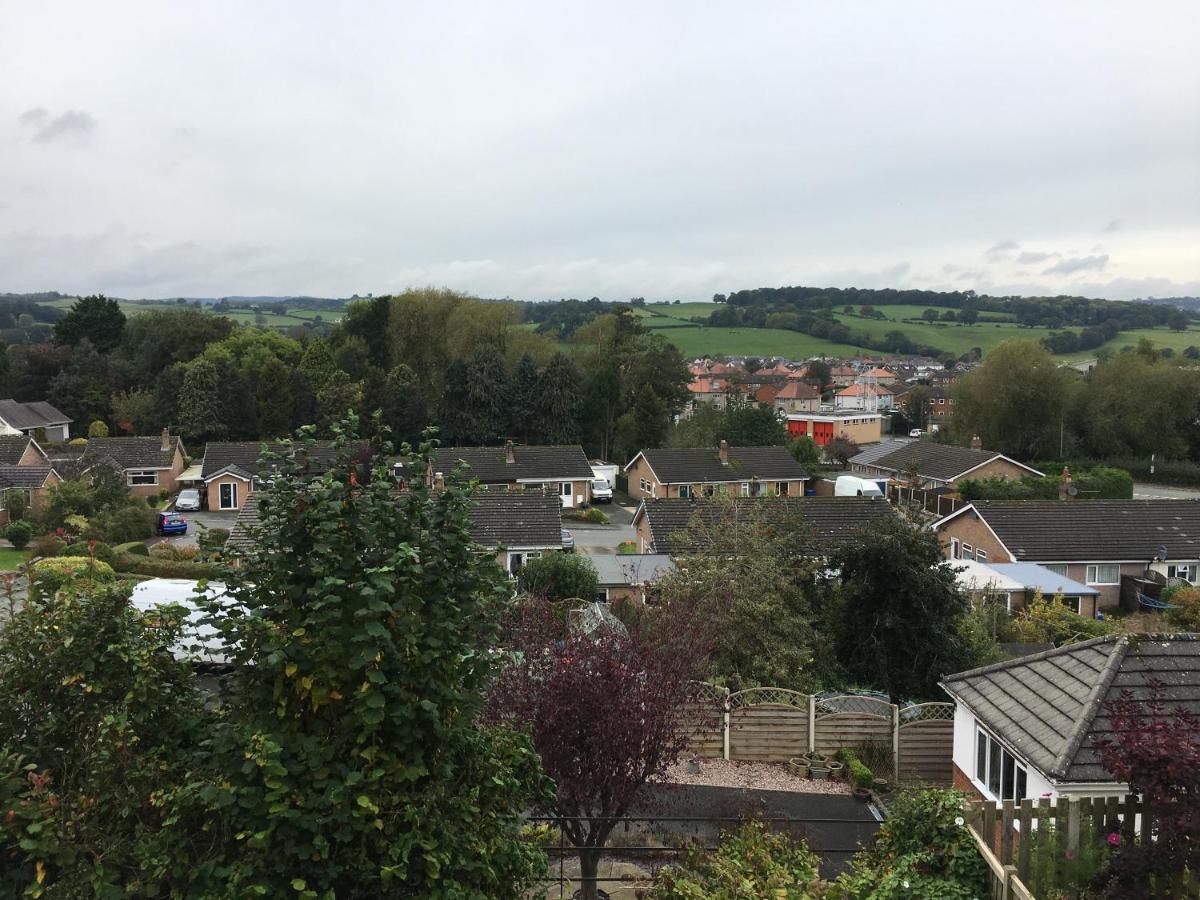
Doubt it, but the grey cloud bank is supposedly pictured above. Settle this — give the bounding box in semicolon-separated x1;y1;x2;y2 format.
0;2;1197;302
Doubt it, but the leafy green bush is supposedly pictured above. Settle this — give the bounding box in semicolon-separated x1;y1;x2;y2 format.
198;527;231;556
85;505;156;544
114;540;150;557
31;557;116;596
581;507;609;524
5;520;32;551
1010;592;1117;646
29;532;64;558
516;552;599;602
2;489;29;523
837;748;874;790
110;553;224;580
1026;817;1114;899
1165;585;1200;631
63;540;115;564
958;466;1133;501
833;788;986;898
150;542;200;561
650;819;820;898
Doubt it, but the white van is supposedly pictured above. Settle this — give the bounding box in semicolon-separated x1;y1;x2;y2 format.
834;475;885;498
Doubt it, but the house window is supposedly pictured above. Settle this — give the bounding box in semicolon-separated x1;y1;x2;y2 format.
561;482;572;498
1086;564;1119;585
1044;564;1068;577
678;484;692;499
961;543;973;560
1061;595;1082;614
1167;564;1197;583
218;482;239;510
740;482;751;497
950;538;960;559
639;478;651;494
976;548;987;562
975;726;1028;803
127;470;159;486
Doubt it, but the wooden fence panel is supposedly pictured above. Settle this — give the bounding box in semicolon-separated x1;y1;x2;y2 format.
728;704;809;761
679;698;725;758
897;718;954;783
812;712;891;755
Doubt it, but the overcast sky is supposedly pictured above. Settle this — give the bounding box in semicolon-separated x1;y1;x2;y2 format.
2;2;1198;302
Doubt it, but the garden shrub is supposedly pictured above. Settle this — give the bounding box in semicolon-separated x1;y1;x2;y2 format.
582;507;609;524
150;542;201;561
516;552;599;602
1009;591;1117;647
1025;817;1113;898
30;557;116;596
1165;585;1200;631
198;527;230;556
111;553;224;580
86;505;156;544
2;489;29;523
837;748;874;790
649;819;820;899
833;788;986;899
114;540;150;557
63;540;115;564
29;532;64;559
5;520;32;551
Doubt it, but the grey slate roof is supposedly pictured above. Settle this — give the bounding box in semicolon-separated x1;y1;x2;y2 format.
590;553;676;587
432;445;592;483
0;399;71;430
635;446;810;485
84;436;181;471
200;441;345;480
847;439;914;468
0;435;35;466
851;441;1040;482
467;491;564;549
227;489;563;553
0;465;55;489
942;635;1200;782
636;496;896;555
956;500;1200;561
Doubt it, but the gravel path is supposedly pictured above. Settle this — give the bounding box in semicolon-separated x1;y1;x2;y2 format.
657;758;851;795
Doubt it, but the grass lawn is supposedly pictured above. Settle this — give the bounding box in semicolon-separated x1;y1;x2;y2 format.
0;547;28;571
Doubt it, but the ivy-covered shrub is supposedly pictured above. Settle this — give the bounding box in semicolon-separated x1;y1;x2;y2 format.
30;557;115;596
110;553;223;580
5;520;32;551
832;788;986;899
650;819;820;899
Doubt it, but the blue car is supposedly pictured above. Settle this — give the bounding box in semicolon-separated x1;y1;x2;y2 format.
157;512;188;536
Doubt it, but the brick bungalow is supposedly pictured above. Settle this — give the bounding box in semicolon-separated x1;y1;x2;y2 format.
82;429;188;498
849;439;1042;490
931;499;1200;615
430;442;595;508
0;399;72;442
200;440;346;511
624;441;809;501
0;434;61;525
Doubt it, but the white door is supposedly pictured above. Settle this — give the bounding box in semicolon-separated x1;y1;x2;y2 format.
219;482;239;510
561;482;573;508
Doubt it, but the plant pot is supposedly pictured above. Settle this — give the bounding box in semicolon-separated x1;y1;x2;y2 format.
788;757;809;778
872;777;891;794
810;764;832;781
827;761;845;780
852;787;872;801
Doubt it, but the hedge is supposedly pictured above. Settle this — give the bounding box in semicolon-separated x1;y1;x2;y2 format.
111;553;226;580
114;541;151;557
31;557;116;595
958;465;1133;501
837;747;875;790
63;541;116;564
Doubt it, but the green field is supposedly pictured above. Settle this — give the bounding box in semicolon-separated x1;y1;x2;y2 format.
37;299;342;327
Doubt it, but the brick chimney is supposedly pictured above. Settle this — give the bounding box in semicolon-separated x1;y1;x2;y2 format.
505;440;515;465
718;439;729;465
970;434;982;450
161;427;171;452
1058;466;1073;501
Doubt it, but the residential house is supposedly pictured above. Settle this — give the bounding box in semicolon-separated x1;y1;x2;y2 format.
754;383;782;407
200;440;346;511
931;499;1200;614
431;442;595;508
942;635;1200;804
624;441;809;501
829;366;858;388
0;400;72;441
685;376;730;413
849;440;1042;490
631;495;896;555
81;429;187;498
946;558;1099;615
785;412;883;447
0;434;61;526
772;380;821;414
834;381;894;413
928;385;955;429
590;553;675;604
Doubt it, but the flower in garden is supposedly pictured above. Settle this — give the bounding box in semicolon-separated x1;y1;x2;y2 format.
954;816;965;826
1107;832;1121;846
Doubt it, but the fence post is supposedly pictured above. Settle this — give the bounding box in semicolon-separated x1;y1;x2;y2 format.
807;694;816;754
722;690;730;760
1002;864;1018;900
1065;796;1080;859
891;703;900;783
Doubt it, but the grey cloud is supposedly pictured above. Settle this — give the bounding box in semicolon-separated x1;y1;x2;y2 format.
985;240;1019;261
1102;219;1122;232
18;108;97;144
956;270;986;281
1042;254;1109;276
1016;250;1058;264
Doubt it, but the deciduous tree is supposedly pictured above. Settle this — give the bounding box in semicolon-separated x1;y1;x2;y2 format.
53;294;126;352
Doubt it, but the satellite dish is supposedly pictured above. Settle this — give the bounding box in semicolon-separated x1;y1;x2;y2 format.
1066;485;1078;497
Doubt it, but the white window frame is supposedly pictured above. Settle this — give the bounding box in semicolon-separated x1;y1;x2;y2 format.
1167;564;1197;583
740;482;750;497
974;724;1028;804
1060;595;1082;614
976;548;988;562
961;542;973;560
218;482;239;510
127;470;160;486
950;537;960;560
1044;564;1068;577
561;482;572;497
1086;564;1119;585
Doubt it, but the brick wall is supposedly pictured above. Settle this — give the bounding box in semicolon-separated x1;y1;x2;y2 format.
935;513;1013;562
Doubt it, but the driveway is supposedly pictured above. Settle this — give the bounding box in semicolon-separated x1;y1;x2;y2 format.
153;510;240;548
1132;482;1200;499
566;502;636;556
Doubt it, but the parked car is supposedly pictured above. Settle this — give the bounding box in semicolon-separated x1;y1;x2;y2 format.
156;512;188;536
175;488;201;511
561;528;575;551
590;478;613;503
908;428;922;438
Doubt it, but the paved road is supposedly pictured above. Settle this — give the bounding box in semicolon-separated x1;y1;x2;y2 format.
565;503;636;556
1132;483;1200;500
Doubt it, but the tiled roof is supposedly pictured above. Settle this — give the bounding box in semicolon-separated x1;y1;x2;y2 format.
0;465;54;489
942;635;1200;782
636;496;896;555
590;553;676;587
837;382;895;397
688;378;729;395
848;439;914;466
851;441;1038;483
635;446;809;485
950;500;1200;562
0;400;71;430
0;435;34;466
84;436;181;471
754;384;781;405
227;489;563;553
775;381;821;401
432;445;592;483
200;441;346;480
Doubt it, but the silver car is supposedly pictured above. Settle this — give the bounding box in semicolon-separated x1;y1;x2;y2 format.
175;488;202;511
